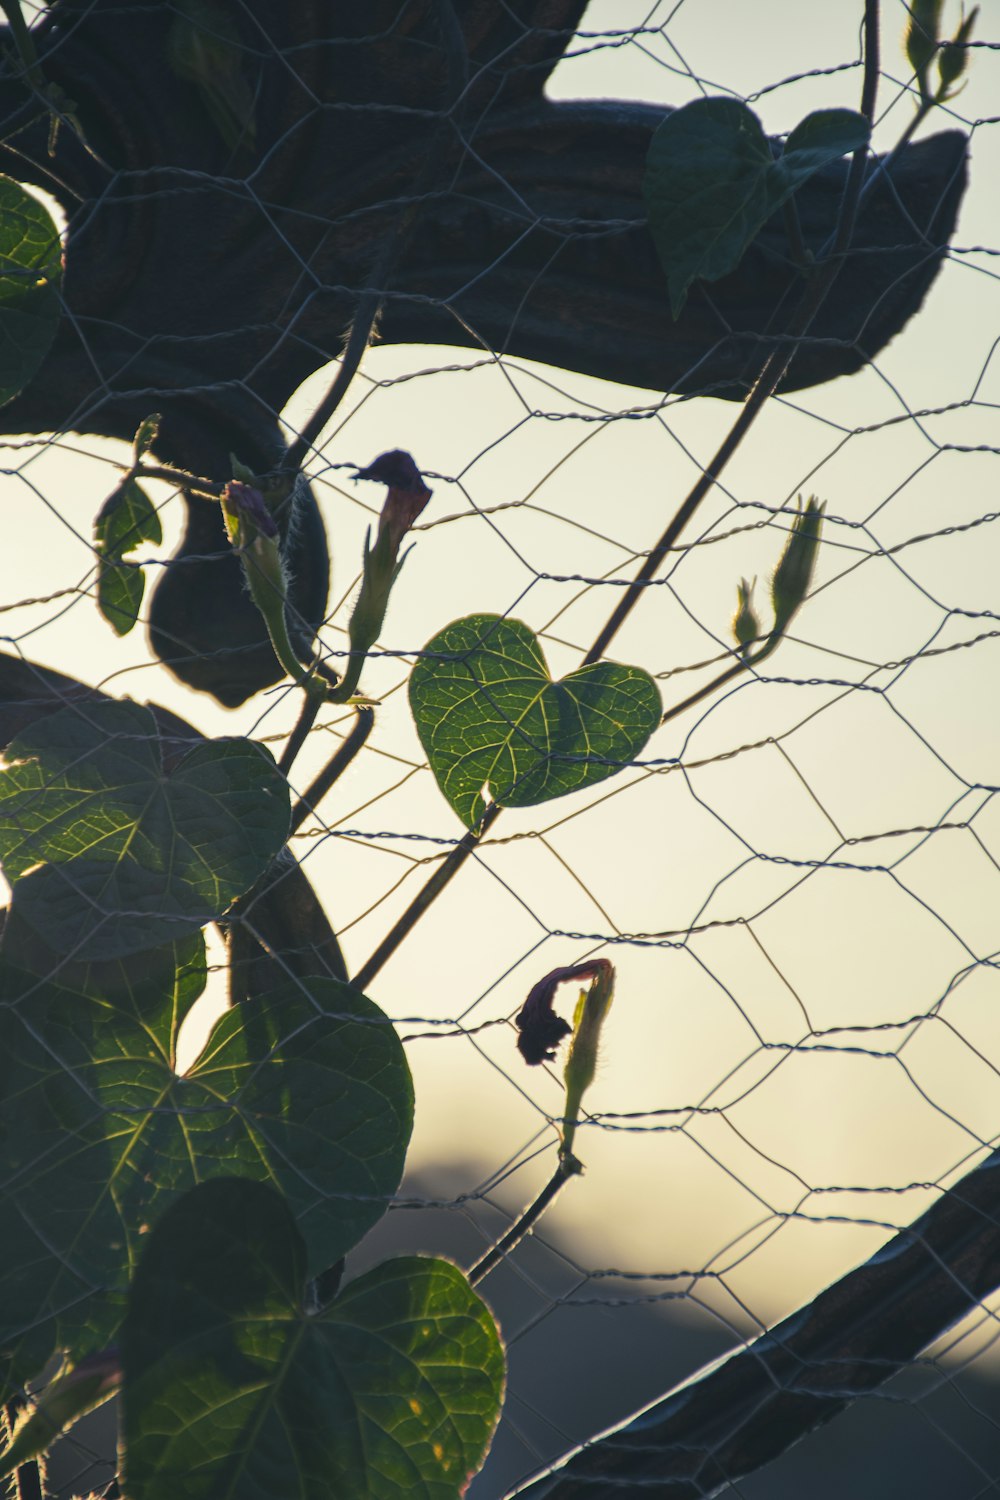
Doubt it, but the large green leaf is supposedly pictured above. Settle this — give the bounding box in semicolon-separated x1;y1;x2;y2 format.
409;614;661;828
643;98;869;316
122;1179;504;1500
94;478;162;636
0;961;413;1393
0;699;290;958
0;175;61;406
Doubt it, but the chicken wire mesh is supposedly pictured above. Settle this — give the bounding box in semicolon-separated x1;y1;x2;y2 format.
1;2;1000;1497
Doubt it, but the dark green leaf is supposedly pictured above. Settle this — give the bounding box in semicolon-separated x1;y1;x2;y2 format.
778;110;870;187
643;98;870;317
643;98;773;318
0;963;412;1394
0;174;61;406
94;478;162;556
409;614;661;828
122;1180;503;1500
0;699;290;957
96;558;144;636
95;479;162;635
0;936;206;1394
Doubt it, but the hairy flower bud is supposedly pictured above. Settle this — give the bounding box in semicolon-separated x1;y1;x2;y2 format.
562;959;615;1103
222;480;279;544
561;958;616;1161
732;576;760;656
335;450;433;701
770;496;825;638
905;0;942;92
938;6;978;93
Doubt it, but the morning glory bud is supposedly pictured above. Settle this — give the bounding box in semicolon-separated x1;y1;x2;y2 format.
334;450;432;701
938;6;978;94
562;959;615;1103
222;479;279;544
906;0;942;93
732;576;760;656
561;958;615;1161
770;496;825;638
221;479;323;697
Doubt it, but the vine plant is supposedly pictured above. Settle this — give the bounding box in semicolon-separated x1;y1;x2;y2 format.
0;4;976;1497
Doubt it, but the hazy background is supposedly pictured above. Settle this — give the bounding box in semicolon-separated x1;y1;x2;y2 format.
5;2;1000;1495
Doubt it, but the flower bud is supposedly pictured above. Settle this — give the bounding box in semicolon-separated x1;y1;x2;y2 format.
905;0;942;91
732;576;760;656
132;412;161;461
0;1350;120;1474
219;479;322;694
770;496;825;638
561;958;616;1161
335;450;432;701
222;479;279;547
938;6;978;93
563;959;615;1102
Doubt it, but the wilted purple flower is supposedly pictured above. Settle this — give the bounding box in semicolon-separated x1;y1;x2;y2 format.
222;480;279;540
516;960;612;1066
355;449;432;554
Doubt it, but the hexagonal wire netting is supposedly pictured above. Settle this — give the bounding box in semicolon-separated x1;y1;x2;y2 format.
2;3;1000;1497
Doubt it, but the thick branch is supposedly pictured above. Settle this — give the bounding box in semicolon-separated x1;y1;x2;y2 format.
508;1147;1000;1497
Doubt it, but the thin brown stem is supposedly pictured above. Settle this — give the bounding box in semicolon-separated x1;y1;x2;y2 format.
468;1154;581;1287
584;2;880;670
583;358;789;666
352;801;501;992
289;707;374;837
280;293;382;477
661;633;783;725
277;692;322;777
135;463;223;497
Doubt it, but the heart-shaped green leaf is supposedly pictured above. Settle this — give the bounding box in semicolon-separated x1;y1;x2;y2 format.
643;98;869;316
409;614;661;828
0;698;290;958
0;958;413;1393
95;478;162;636
0;174;62;407
122;1179;504;1500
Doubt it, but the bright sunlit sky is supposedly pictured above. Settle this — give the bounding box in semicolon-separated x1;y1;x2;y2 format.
3;0;1000;1379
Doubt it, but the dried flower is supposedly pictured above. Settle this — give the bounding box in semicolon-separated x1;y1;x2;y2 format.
516;959;613;1069
356;449;432;553
516;966;576;1065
